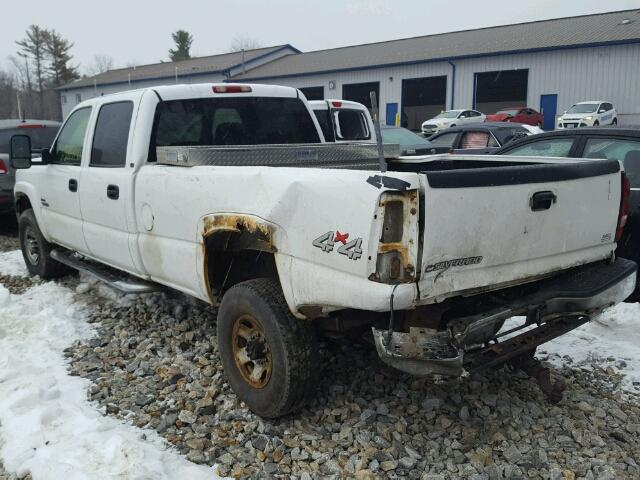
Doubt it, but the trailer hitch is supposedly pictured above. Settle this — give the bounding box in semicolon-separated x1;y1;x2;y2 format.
509;351;566;403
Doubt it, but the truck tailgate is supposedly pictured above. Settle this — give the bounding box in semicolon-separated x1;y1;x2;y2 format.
418;159;622;301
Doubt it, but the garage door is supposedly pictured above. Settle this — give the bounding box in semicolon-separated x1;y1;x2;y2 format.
299;86;324;101
342;82;380;114
401;76;447;131
474;69;528;115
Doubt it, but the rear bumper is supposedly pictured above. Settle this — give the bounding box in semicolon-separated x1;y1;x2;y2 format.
373;258;637;376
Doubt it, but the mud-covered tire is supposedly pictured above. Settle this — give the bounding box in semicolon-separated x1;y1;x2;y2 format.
217;278;319;418
18;209;71;279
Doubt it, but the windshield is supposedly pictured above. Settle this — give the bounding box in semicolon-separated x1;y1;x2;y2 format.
433;111;460;119
566;103;598;114
496;109;518;116
381;128;432;147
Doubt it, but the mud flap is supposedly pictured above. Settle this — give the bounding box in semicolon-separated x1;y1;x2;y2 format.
372;327;463;377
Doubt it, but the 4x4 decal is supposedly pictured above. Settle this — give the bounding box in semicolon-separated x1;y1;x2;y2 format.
313;231;363;260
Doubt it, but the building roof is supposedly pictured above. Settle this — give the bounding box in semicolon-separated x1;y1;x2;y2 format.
62;45;298;89
235;9;640;81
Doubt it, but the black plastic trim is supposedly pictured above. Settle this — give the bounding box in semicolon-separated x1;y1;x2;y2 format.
425;159;620;188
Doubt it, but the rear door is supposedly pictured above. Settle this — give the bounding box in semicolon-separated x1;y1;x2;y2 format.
418;158;622;299
78;94;140;274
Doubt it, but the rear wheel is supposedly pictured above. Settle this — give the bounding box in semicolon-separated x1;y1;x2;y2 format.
18;209;71;279
217;278;319;418
593;121;600;126
612;118;618;126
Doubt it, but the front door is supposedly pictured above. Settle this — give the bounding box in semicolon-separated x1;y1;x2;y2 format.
540;94;558;131
78;97;138;274
40;107;93;254
386;103;398;126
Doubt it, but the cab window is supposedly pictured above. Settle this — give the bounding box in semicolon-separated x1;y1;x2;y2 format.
429;132;458;148
52;107;92;165
503;138;575;157
584;138;640;186
333;109;370;140
460;131;497;149
90;101;134;167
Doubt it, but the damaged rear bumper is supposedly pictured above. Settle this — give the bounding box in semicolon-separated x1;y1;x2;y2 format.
373;257;637;376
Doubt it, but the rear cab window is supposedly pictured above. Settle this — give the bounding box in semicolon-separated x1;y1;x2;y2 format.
583;137;640;186
150;96;321;161
502;138;575;157
459;131;499;149
313;109;335;142
332;109;370;141
429;132;459;148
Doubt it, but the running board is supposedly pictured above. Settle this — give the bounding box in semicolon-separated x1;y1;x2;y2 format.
50;249;161;294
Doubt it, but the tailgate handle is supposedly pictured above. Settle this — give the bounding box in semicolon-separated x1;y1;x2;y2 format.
530;191;557;211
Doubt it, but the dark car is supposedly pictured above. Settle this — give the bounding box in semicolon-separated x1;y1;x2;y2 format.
380;126;448;156
427;122;532;155
485;107;544;127
496;127;640;298
0;119;61;216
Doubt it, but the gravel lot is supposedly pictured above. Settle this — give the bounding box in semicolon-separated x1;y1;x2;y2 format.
0;224;639;479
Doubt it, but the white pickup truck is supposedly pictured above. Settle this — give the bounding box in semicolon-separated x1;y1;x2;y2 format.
9;83;636;418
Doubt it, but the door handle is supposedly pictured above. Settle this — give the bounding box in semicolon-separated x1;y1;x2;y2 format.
530;191;557;211
68;179;78;192
107;184;119;200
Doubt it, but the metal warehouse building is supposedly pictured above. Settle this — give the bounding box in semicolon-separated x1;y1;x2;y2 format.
60;9;640;130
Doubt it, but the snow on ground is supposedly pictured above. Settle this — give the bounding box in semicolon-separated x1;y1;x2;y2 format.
501;302;640;391
0;280;220;480
0;251;28;277
541;302;640;388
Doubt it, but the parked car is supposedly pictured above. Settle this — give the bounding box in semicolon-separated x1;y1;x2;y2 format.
0;119;60;216
427;122;532;154
308;99;375;142
496;127;640;298
9;84;635;417
380;126;447;156
421;109;486;135
557;101;617;129
485;107;544;127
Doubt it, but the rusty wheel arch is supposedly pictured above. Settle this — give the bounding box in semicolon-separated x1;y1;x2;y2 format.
201;215;279;304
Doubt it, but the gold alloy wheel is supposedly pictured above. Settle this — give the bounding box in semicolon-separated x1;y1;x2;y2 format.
231;314;273;389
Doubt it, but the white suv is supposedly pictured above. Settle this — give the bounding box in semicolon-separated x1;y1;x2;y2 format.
557;101;617;129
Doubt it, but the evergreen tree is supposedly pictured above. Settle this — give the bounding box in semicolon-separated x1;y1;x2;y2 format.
169;30;193;62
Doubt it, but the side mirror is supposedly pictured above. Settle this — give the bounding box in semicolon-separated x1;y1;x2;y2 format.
10;135;32;169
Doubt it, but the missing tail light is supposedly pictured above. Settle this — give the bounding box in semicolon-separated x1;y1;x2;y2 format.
616;173;631;242
370;190;419;284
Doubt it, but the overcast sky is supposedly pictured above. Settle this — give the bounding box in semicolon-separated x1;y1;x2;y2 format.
1;0;638;74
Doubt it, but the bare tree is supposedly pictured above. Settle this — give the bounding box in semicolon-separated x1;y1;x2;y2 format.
228;36;263;53
0;68;18;119
85;54;115;76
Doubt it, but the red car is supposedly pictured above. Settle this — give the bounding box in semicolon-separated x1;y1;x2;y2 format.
485;107;544;127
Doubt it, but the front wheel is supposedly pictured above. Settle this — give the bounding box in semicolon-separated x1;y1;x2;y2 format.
593;121;600;126
217;278;320;418
18;209;71;278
